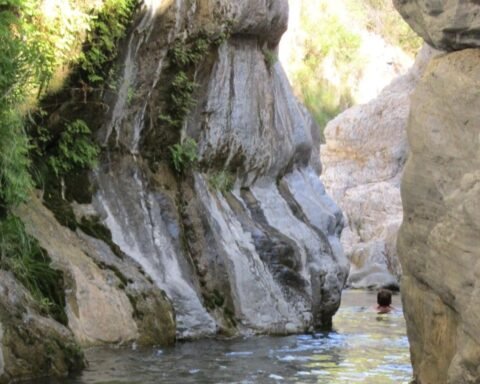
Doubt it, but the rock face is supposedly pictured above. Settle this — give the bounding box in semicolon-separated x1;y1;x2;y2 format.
16;196;176;347
399;49;480;384
0;271;84;383
321;45;438;289
89;0;348;337
9;0;348;361
393;0;480;50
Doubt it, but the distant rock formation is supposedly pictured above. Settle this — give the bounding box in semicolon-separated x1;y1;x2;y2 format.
321;45;439;290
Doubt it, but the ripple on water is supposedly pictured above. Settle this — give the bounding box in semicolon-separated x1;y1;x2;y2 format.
26;290;412;384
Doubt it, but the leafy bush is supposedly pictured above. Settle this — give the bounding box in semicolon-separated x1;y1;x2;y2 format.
169;138;198;174
77;0;139;86
48;120;100;177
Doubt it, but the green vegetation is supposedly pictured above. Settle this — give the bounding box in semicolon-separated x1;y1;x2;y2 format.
292;7;361;135
347;0;422;55
0;0;138;320
263;48;278;70
77;0;139;87
0;215;67;324
169;138;199;174
208;170;235;193
48;120;100;177
159;32;228;132
285;0;422;138
157;31;230;172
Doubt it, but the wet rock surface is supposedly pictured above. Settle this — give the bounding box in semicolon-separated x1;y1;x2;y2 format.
394;0;480;50
399;48;480;384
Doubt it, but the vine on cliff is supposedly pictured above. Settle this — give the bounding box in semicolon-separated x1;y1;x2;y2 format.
155;30;230;173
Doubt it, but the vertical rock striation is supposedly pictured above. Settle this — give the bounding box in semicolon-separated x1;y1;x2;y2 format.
394;2;480;383
399;48;480;384
91;0;348;338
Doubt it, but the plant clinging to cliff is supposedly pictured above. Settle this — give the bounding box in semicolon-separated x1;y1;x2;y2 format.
208;170;235;193
77;0;139;86
48;119;100;177
169;138;198;174
263;48;278;70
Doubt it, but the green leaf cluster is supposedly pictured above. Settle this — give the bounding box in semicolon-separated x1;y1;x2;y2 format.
77;0;139;85
169;138;198;174
208;170;235;193
48;120;100;177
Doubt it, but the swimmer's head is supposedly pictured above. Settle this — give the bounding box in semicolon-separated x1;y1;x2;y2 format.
377;289;392;307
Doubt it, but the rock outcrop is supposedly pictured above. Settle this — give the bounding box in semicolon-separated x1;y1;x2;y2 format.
394;0;480;50
321;45;438;289
87;0;348;337
2;4;348;374
16;196;176;347
0;271;84;383
399;48;480;383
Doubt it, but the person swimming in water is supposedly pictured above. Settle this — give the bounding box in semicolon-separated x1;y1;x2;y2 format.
376;289;394;314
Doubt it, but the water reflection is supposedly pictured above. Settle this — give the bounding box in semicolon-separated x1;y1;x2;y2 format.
31;290;411;384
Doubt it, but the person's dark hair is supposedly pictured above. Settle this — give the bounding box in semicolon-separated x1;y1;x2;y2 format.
377;289;392;307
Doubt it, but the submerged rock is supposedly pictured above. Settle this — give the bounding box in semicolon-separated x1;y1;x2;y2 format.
394;0;480;50
399;49;480;384
321;45;439;289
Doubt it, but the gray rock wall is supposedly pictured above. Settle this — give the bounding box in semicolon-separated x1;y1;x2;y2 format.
3;2;349;368
92;0;348;337
399;48;480;384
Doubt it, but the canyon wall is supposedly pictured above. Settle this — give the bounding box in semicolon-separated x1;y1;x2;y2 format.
321;45;439;289
394;1;480;383
0;1;348;381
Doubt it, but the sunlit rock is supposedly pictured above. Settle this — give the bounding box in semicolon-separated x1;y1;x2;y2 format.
394;0;480;50
321;45;440;289
92;0;348;337
399;48;480;384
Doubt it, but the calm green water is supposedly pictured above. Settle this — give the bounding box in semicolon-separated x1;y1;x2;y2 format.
36;290;412;384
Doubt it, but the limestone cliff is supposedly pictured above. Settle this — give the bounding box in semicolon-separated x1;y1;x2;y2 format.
394;2;480;382
87;0;348;338
400;48;480;384
321;45;439;290
0;3;348;380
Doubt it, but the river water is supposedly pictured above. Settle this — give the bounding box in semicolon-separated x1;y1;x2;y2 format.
36;290;412;384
